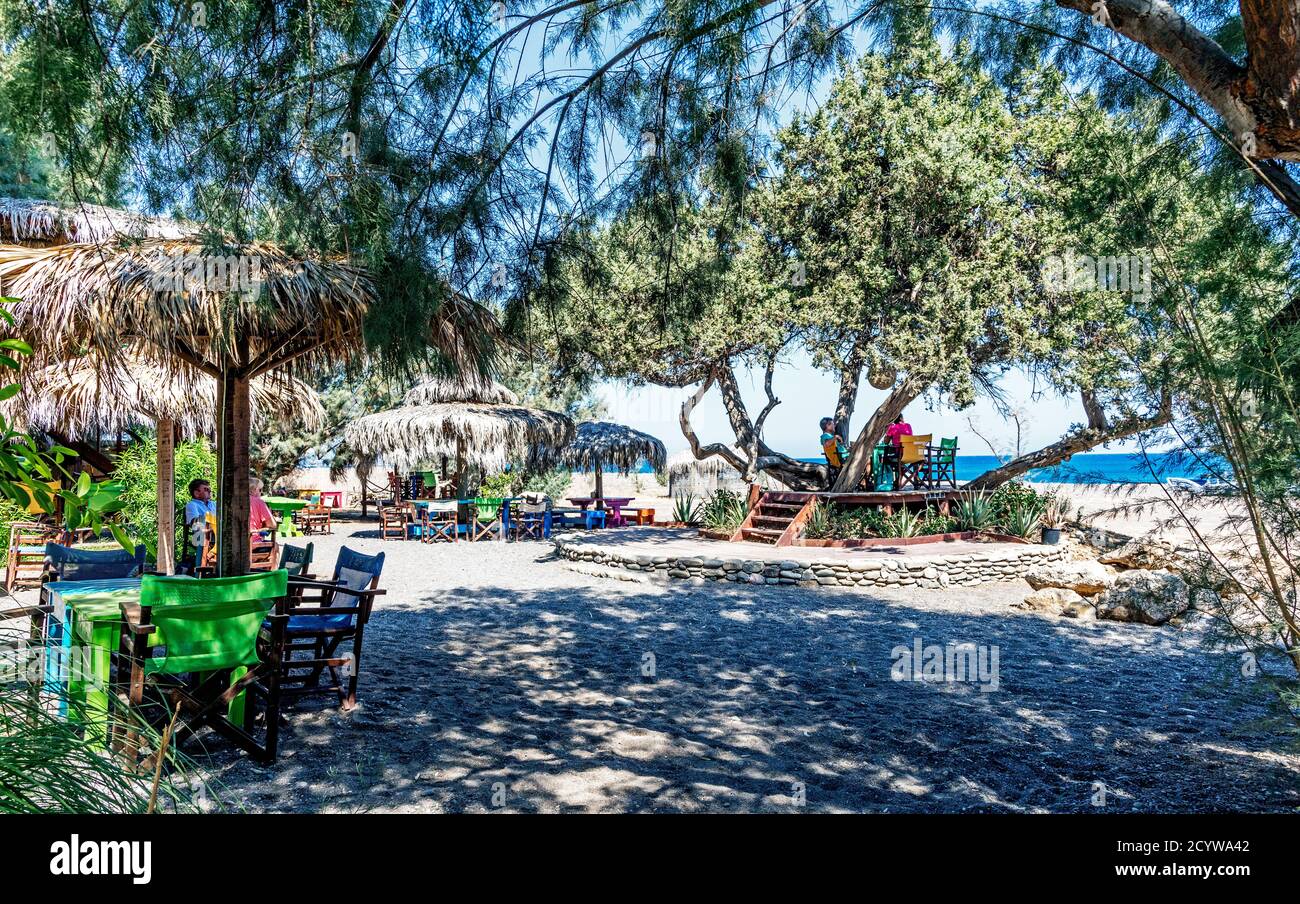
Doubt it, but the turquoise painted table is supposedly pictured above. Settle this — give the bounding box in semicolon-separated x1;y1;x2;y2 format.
45;578;147;747
263;496;308;537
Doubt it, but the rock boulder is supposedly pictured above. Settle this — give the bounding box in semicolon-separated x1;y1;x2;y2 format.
1093;569;1190;626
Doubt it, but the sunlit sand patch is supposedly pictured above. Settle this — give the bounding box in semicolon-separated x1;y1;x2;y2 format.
523;767;668;811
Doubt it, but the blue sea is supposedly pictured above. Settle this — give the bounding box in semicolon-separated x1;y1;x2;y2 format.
643;451;1216;485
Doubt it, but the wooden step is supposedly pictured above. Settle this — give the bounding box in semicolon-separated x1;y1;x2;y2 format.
751;515;794;528
756;502;803;513
741;527;782;543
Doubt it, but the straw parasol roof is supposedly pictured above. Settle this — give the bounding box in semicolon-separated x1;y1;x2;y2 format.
343;377;573;476
563;421;666;474
666;447;744;480
4;353;325;438
401;375;520;406
0;197;195;245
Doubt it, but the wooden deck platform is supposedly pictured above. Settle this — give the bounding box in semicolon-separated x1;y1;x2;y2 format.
732;488;963;546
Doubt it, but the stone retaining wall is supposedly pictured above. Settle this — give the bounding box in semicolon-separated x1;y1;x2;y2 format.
553;538;1069;589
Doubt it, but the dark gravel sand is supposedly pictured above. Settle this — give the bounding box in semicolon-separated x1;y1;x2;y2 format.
35;518;1296;813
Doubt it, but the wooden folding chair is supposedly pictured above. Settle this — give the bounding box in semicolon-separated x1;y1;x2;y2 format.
470;499;503;541
932;437;959;488
115;571;289;766
272;547;385;711
420;508;458;543
379;502;410;540
896;434;933;490
278;542;314;577
6;521;57;592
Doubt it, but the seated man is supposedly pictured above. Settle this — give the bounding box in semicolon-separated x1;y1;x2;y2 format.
181;478;217;573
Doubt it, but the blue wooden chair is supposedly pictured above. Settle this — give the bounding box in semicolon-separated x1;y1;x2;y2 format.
44;542;146;582
273;546;386;710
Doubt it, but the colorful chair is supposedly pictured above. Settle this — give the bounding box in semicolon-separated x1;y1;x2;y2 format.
278;542;314;577
44;542;146;582
470;498;503;541
6;521;57;592
379;502;411;540
933;437;958;487
275;547;385;710
116;570;289;766
421;507;459;543
897;434;933;489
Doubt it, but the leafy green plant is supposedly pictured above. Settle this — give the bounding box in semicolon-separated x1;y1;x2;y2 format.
953;491;997;532
802;500;833;539
1004;496;1047;540
881;507;924;539
989;482;1046;528
1040;494;1072;529
671;492;702;526
521;467;571;500
479;470;518;498
701;488;747;532
114;435;217;560
916;506;957;536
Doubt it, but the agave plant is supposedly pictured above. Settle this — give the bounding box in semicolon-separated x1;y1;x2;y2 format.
701;489;747;532
671;492;703;526
1040;494;1073;529
804;500;833;539
953;490;997;533
881;507;924;538
1003;496;1047;540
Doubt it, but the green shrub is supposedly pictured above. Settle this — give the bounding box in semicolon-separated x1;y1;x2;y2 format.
479;470;518;498
113;435;217;559
672;492;702;525
521;468;572;500
701;488;747;532
953;491;997;532
1003;495;1047;540
988;482;1046;527
804;500;833;538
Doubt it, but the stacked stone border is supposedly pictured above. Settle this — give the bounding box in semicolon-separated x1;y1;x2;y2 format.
554;537;1069;589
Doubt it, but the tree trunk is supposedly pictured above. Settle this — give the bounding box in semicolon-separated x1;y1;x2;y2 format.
834;332;869;442
216;368;252;577
155;416;175;575
830;375;927;491
964;396;1174;491
594;455;604;500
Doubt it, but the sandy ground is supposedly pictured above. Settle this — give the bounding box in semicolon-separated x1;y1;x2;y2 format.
98;518;1296;813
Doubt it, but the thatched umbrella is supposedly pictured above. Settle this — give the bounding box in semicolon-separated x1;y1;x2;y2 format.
3;353;325;572
0;196;194;245
562;421;666;501
342;377;573;496
0;235;500;574
6;354;325;438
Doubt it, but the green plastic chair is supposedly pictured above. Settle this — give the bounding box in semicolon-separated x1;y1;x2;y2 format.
120;570;289;764
870;443;894;492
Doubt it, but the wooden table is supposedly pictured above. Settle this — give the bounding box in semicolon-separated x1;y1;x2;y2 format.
264;496;308;537
567;496;633;526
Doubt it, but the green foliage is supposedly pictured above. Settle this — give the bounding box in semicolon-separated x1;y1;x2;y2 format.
478;470;517;499
804;499;834;539
953;491;998;533
113;436;217;559
0;676;209;813
671;493;702;526
1003;495;1048;541
700;489;747;533
988;483;1047;528
881;508;925;539
522;468;572;501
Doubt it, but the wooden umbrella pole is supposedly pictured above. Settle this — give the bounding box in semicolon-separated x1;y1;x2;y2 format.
155;416;175;575
216;366;253;576
594;454;604;503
